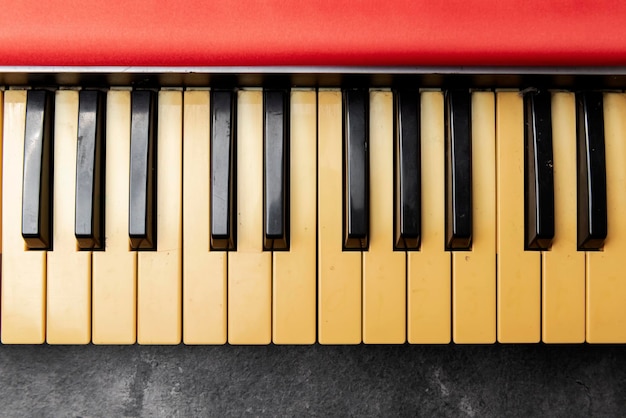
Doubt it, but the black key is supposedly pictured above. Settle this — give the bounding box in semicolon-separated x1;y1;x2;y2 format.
445;90;472;250
129;90;156;250
394;90;420;250
343;88;369;250
22;90;54;249
75;90;105;250
577;92;607;250
263;90;289;250
524;90;555;250
210;90;236;250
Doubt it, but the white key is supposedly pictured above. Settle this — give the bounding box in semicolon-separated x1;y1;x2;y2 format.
2;90;46;344
92;89;137;344
408;91;450;344
137;90;183;344
272;90;317;344
496;91;540;343
452;92;496;343
318;90;361;344
363;90;405;343
47;90;91;344
542;92;584;343
587;93;626;343
182;90;227;344
228;90;272;344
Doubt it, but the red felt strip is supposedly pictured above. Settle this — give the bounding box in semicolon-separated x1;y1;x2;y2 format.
0;0;625;66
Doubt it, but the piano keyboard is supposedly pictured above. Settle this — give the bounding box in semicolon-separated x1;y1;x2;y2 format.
2;85;626;345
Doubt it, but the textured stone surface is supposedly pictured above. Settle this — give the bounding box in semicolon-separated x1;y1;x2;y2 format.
0;344;624;417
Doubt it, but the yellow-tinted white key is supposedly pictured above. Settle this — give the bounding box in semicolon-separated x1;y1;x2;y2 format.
2;90;46;344
363;90;405;344
587;93;626;343
273;90;316;344
183;90;227;345
92;90;136;344
318;90;361;344
0;93;3;334
228;90;271;344
542;92;585;343
137;90;182;344
452;92;496;344
0;91;2;263
408;91;450;344
497;91;540;343
46;90;90;344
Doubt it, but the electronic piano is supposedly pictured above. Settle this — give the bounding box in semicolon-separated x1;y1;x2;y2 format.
1;0;626;345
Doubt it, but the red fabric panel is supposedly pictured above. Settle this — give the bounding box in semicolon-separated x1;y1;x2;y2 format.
0;0;625;66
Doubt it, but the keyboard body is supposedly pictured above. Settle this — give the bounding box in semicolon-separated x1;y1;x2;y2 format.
2;0;626;345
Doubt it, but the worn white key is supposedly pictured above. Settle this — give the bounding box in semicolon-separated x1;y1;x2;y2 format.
408;91;450;344
137;90;183;344
47;90;91;344
92;89;137;344
228;90;272;344
2;90;47;344
183;90;227;344
318;90;362;344
272;90;317;344
363;90;405;344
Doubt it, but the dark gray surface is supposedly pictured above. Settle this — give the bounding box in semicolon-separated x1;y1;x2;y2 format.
0;344;624;417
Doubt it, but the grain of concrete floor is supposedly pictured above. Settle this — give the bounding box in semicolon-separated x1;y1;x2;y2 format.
0;344;624;417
